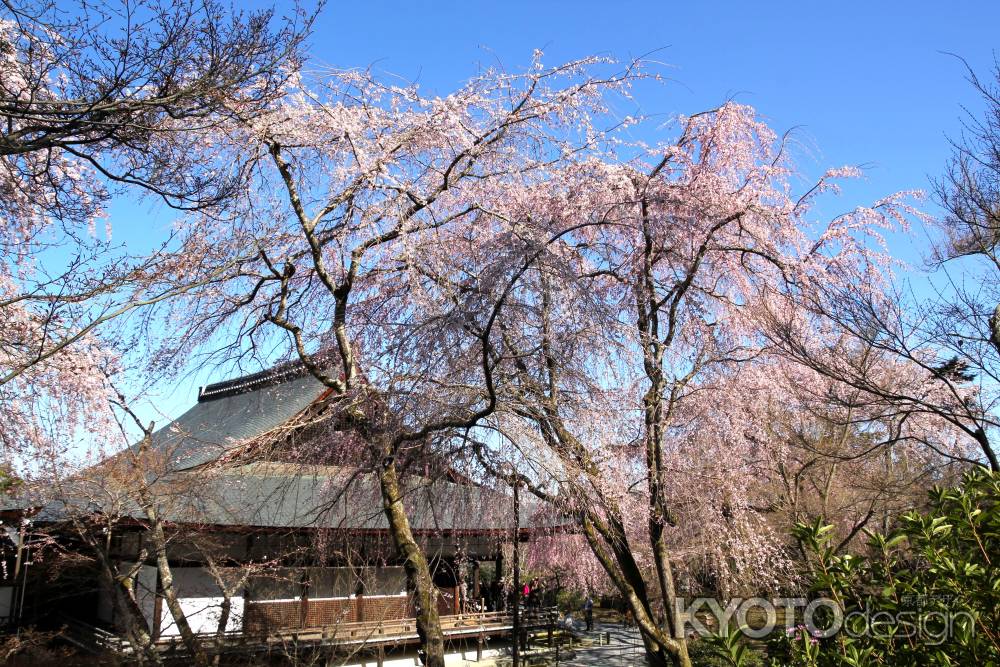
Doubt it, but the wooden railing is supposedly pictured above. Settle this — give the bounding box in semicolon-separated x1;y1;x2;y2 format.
291;607;557;642
60;607;560;657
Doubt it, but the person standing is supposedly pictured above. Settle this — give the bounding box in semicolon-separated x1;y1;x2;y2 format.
528;578;539;609
583;594;594;632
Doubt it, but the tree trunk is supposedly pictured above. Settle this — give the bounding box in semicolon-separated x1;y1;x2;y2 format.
639;636;672;667
213;597;231;667
80;524;161;665
100;561;162;665
142;504;212;667
377;456;446;667
579;514;691;667
974;426;999;471
203;555;238;666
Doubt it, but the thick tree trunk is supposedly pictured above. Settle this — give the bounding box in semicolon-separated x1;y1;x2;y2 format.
641;387;691;667
377;456;446;667
80;524;160;664
650;536;691;667
640;637;672;667
98;561;162;665
623;546;691;667
579;514;691;667
142;504;212;667
213;598;231;667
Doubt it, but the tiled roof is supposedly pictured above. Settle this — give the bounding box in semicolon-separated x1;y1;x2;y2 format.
146;462;554;531
145;370;328;470
27;462;559;532
13;365;568;533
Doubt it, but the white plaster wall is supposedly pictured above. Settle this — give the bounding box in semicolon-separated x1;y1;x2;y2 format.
137;564;158;630
158;566;244;636
341;647;507;667
159;595;245;636
339;646;502;667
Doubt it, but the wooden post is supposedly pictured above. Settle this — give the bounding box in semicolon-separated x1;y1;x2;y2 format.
494;547;503;612
376;644;384;667
151;588;163;640
472;561;480;604
10;523;24;627
476;634;483;661
511;475;521;667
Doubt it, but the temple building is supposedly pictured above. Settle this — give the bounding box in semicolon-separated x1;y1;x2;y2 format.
0;362;558;663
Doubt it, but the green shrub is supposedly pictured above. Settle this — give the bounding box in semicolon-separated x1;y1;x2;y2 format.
556;588;584;613
692;624;766;666
773;467;999;666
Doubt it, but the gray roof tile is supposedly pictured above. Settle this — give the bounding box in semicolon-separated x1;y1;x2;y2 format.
146;373;327;470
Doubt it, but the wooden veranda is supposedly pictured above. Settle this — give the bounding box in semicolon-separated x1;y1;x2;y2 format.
62;607;561;664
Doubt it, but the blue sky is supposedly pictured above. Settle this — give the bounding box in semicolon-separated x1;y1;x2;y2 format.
305;1;996;200
123;0;1000;426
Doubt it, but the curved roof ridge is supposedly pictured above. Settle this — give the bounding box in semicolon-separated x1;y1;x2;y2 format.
198;349;346;403
198;359;313;402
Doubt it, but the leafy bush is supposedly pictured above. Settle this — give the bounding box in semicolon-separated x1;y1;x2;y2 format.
775;467;999;666
556;587;584;613
693;624;765;666
697;468;998;666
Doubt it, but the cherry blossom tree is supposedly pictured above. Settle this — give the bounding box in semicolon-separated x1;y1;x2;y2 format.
133;53;647;667
455;103;939;667
753;60;1000;479
760;266;1000;472
5;33;977;667
113;59;960;667
17;394;323;666
0;0;311;478
755;358;969;563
